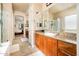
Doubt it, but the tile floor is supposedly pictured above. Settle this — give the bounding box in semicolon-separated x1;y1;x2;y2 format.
28;50;45;56
9;34;45;56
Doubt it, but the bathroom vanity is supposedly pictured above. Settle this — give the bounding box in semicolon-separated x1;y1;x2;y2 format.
35;32;76;56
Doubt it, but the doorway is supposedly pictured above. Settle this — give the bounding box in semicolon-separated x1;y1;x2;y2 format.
15;15;24;35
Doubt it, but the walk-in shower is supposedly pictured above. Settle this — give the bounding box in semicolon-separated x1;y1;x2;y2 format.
0;3;10;56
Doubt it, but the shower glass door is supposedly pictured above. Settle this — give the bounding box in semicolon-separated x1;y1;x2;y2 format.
0;4;1;44
0;3;2;44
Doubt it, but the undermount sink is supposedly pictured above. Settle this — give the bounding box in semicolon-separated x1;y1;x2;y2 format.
44;32;57;37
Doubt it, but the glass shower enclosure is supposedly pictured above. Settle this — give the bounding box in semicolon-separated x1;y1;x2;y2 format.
0;3;2;45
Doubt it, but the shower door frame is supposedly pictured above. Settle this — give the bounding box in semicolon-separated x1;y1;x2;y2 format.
0;3;3;44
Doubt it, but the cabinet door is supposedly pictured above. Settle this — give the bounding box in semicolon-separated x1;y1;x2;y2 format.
35;33;44;51
40;35;44;51
35;33;58;56
35;33;38;47
58;40;76;56
48;38;57;56
38;34;43;50
35;33;40;48
44;36;57;56
43;36;47;55
58;41;67;56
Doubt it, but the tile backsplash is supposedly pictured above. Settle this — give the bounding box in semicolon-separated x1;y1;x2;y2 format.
65;32;77;41
58;32;77;41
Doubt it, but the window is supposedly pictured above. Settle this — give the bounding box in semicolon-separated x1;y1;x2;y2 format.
64;14;77;32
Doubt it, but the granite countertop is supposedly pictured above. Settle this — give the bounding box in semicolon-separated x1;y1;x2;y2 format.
36;32;77;44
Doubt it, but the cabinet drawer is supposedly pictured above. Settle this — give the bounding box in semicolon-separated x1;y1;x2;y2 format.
58;40;76;56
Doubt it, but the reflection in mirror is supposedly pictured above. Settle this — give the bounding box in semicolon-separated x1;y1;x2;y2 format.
15;15;24;35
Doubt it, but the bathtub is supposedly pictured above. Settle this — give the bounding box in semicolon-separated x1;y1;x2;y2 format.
0;41;10;56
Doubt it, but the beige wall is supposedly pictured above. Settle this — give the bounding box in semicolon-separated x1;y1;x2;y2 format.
54;5;76;18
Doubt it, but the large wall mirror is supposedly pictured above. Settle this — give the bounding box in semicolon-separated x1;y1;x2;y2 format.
15;15;24;35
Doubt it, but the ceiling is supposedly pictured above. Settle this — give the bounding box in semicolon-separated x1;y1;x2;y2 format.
13;3;29;13
49;3;76;14
12;3;76;15
12;3;42;13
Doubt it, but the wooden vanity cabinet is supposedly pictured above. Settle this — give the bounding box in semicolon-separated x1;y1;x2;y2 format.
35;33;76;56
58;40;76;56
35;33;44;51
44;37;57;56
35;33;41;49
57;41;68;56
35;33;57;56
38;34;44;52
